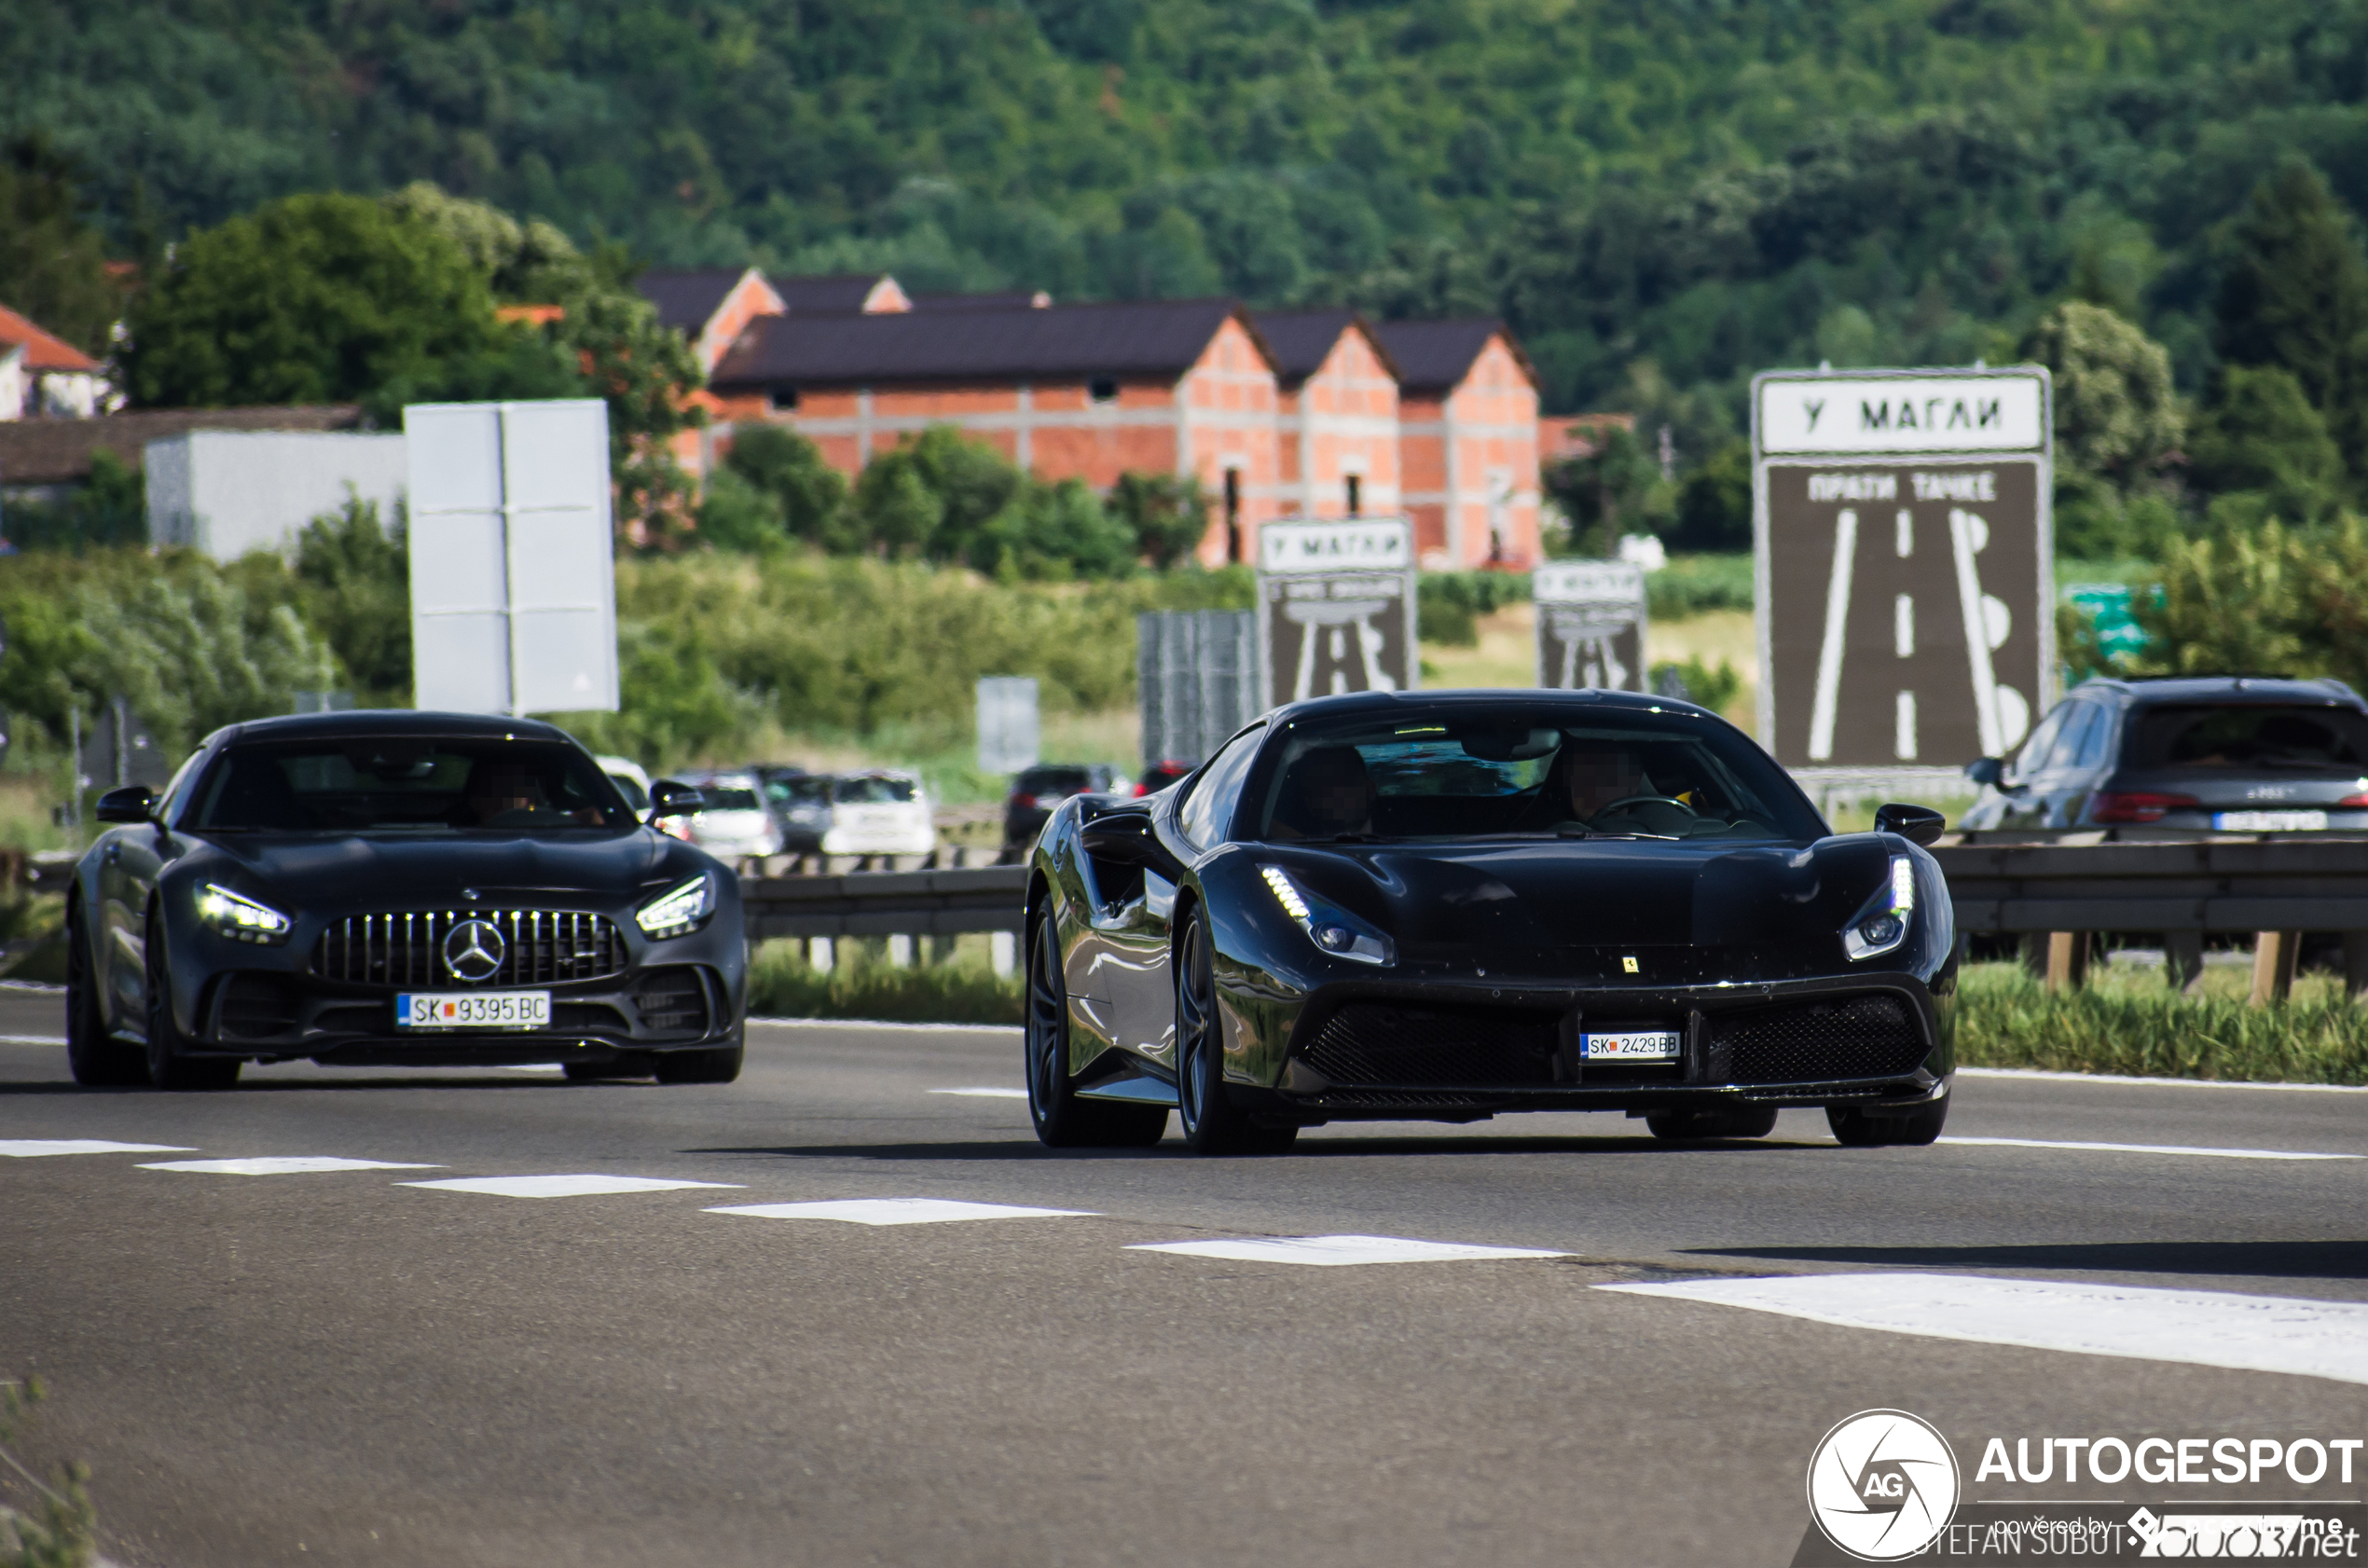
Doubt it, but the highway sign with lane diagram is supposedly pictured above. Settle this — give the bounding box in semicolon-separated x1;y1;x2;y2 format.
1258;517;1419;710
1534;561;1646;692
1754;369;2053;770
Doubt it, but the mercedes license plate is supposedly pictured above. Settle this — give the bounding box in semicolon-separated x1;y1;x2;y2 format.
1582;1029;1680;1060
2213;810;2329;832
396;991;551;1030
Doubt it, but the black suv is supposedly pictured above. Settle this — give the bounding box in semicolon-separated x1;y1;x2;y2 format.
1002;763;1126;854
1961;676;2368;833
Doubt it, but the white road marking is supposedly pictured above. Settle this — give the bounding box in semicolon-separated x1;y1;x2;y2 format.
0;1035;67;1045
1129;1234;1570;1267
1938;1135;2361;1162
1598;1272;2368;1387
708;1198;1096;1226
0;1139;198;1158
929;1087;1028;1099
1959;1066;2368;1094
142;1157;443;1176
748;1016;1022;1036
500;1065;567;1074
400;1175;743;1199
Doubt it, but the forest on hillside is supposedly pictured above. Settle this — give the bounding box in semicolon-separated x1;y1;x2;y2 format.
10;0;2368;434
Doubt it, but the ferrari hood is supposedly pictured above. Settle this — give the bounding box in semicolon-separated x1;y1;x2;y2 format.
1279;836;1894;950
185;830;685;906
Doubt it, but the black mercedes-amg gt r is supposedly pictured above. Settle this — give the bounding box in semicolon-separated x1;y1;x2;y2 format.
65;710;747;1090
1025;689;1954;1154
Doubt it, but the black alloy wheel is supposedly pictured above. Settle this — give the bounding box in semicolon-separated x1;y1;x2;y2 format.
654;1034;745;1084
1174;908;1294;1156
1826;1097;1948;1147
64;909;144;1087
1645;1105;1780;1141
1025;906;1166;1148
144;912;239;1091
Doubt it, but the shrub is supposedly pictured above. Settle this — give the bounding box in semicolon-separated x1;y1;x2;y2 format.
1957;963;2368;1084
746;939;1022;1025
1646;553;1753;617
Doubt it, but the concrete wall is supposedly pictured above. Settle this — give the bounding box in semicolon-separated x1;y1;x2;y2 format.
145;431;407;559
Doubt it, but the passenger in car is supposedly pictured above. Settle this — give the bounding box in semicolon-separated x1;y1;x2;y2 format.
1270;747;1376;840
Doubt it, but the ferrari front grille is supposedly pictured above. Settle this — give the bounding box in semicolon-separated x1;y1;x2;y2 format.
1712;994;1927;1084
311;910;628;987
1301;1003;1563;1088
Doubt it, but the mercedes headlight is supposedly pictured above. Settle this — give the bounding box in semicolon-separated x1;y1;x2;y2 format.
1842;855;1916;961
1260;864;1393;966
196;883;293;945
636;873;716;938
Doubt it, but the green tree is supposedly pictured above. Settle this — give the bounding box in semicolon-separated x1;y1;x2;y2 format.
1544;425;1659;557
723;425;853;550
1107;472;1211;568
850;455;943;559
694;466;790;554
122;194;503;408
2024;302;2181;484
292;498;411;701
2212;159;2368;480
2186;365;2344;526
0;449;145;553
970;478;1136;579
0;134;122;356
1671;441;1750;552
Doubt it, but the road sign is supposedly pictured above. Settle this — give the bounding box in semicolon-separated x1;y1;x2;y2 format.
1137;611;1258;768
976;677;1040;776
1754;368;2053;769
405;400;619;716
1257;517;1418;709
1534;561;1646;691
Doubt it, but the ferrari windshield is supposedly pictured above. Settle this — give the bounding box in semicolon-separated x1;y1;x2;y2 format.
1249;706;1823;843
187;738;635;832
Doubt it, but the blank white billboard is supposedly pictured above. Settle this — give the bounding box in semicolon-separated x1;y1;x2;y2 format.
405;399;618;715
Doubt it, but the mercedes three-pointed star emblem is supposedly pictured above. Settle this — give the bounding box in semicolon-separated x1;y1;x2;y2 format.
442;917;506;983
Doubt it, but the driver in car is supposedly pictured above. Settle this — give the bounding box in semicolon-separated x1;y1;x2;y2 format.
466;761;603;827
1269;746;1376;840
1538;747;1697;835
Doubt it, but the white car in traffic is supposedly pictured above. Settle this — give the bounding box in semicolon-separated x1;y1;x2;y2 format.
676;770;785;863
821;771;934;857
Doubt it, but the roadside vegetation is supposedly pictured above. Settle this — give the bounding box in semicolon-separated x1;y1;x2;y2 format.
1956;961;2368;1085
746;938;1022;1026
0;1375;97;1568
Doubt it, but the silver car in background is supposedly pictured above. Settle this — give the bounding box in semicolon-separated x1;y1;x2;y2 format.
674;770;786;866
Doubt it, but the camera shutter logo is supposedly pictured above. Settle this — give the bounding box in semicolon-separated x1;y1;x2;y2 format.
442;919;507;983
1807;1409;1960;1561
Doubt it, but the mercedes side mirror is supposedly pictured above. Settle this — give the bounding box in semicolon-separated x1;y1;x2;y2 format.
94;784;156;824
1873;803;1948;846
647;780;707;818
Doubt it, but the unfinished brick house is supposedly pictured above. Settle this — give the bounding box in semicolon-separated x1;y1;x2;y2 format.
1373;319;1542;569
1254;309;1401;527
704;298;1286;563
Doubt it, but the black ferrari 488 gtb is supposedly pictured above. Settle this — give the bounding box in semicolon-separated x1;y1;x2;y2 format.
1025;689;1954;1154
65;710;747;1090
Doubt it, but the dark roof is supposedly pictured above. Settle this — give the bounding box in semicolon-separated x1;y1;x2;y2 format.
636;268;750;334
910;290;1051;312
1253;309;1358;388
2079;676;2366;708
712;298;1272;388
768;273;892;315
227;711;572;741
0;406;365;488
1371;317;1528;393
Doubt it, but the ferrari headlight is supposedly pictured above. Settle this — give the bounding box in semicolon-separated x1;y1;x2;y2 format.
1842;855;1917;961
1260;865;1393;966
637;873;716;938
196;883;292;944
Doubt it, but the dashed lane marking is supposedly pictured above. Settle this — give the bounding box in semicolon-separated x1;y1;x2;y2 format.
1129;1234;1570;1267
142;1158;443;1176
928;1087;1028;1099
1597;1272;2368;1386
400;1175;744;1199
709;1198;1097;1226
1939;1135;2361;1162
0;1035;67;1045
0;1139;198;1158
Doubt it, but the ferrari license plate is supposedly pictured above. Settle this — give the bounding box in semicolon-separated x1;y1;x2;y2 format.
395;991;551;1030
2214;810;2328;832
1582;1029;1680;1060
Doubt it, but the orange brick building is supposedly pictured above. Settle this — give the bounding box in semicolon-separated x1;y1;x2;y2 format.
1256;309;1401;527
1374;319;1542;569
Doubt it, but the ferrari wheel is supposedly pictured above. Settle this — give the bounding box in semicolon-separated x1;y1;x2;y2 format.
1175;908;1294;1156
64;911;143;1087
144;915;238;1092
1826;1098;1948;1147
654;1038;744;1084
1645;1105;1779;1141
1026;907;1165;1148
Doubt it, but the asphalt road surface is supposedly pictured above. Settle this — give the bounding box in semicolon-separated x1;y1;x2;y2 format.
4;984;2366;1567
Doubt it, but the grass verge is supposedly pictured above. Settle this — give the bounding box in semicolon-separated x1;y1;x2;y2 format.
1955;960;2368;1084
747;937;1023;1025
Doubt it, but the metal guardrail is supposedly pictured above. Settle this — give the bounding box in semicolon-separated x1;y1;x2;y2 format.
738;866;1029;941
1933;839;2368;934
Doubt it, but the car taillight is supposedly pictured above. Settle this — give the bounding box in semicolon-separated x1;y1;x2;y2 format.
2089;791;2202;824
1133;782;1151;796
1010;794;1038;810
2341;793;2368;808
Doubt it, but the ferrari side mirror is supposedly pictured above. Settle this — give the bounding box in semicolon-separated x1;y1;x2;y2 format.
95;784;156;824
1873;803;1947;846
1080;818;1158;865
647;780;707;818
